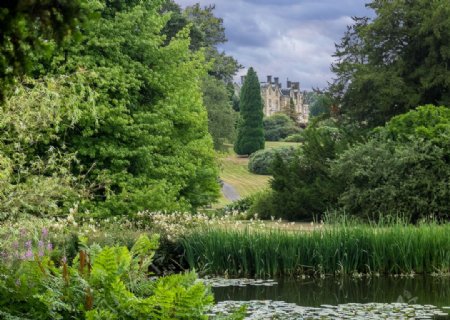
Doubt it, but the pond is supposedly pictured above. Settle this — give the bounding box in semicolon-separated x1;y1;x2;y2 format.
207;276;450;319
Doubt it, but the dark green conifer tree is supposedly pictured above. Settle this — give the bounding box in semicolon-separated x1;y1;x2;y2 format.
234;67;264;155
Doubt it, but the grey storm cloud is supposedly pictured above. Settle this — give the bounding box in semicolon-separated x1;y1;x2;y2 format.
176;0;374;89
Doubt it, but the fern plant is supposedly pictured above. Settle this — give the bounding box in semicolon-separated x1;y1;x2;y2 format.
0;234;215;319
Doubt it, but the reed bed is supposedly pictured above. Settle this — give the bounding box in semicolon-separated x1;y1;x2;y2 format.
180;224;450;277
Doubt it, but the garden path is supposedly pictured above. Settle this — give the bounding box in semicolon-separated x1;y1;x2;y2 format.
222;182;240;201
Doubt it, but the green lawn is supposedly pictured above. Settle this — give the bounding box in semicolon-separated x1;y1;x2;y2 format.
265;141;300;149
215;141;300;207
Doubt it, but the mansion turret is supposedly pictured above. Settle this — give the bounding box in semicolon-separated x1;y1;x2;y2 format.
238;75;309;126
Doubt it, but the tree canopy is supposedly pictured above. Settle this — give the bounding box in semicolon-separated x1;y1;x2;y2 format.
202;76;237;150
161;1;241;82
0;0;94;101
330;0;450;127
0;0;220;217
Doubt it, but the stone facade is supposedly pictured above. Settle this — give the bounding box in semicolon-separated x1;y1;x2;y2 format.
239;75;309;125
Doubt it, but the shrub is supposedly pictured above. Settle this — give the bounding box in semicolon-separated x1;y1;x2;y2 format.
263;114;301;141
247;189;277;220
377;104;450;145
222;195;255;214
332;105;450;222
283;133;304;142
248;146;299;175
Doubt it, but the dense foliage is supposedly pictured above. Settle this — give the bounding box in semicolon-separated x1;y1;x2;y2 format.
263;114;301;141
330;0;450;127
308;92;333;118
0;230;214;319
161;2;240;150
0;1;220;217
332;105;450;222
262;120;353;220
0;76;92;220
0;0;93;101
282;133;304;143
234;68;265;155
248;147;299;175
202;76;237;150
259;105;450;222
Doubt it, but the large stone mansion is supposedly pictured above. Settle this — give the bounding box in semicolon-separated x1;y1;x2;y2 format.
238;75;309;125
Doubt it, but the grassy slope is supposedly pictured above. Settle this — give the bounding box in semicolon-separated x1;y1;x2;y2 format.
265;141;300;149
215;141;300;207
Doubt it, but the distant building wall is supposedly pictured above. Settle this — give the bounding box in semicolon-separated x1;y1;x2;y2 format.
258;75;309;125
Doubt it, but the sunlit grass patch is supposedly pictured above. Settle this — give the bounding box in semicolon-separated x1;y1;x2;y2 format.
215;141;300;206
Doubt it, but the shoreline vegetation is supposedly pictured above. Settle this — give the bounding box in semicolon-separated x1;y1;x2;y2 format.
181;222;450;278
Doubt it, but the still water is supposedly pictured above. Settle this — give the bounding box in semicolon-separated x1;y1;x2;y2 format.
211;276;450;318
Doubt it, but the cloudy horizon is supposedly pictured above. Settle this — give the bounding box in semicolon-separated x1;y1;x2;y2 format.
176;0;374;90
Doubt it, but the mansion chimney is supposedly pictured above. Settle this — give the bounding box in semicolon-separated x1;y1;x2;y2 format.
287;80;292;88
267;75;272;83
274;77;279;86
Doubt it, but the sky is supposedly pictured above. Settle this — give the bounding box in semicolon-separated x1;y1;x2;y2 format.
176;0;374;90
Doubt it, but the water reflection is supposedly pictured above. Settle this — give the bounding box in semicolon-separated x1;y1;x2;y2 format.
212;276;450;309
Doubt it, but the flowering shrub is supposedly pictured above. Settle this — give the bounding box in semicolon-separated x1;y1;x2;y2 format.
133;210;258;241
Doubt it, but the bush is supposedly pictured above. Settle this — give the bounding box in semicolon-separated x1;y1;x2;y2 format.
248;146;299;175
222;195;255;214
332;105;450;222
283;133;304;142
247;189;277;220
263;114;301;141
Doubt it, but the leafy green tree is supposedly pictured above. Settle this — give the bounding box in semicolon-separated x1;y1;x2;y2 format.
309;93;332;118
1;1;220;216
330;0;450;127
65;1;219;214
162;1;240;82
161;1;240;149
202;76;237;150
226;82;240;112
234;68;265;155
0;0;94;101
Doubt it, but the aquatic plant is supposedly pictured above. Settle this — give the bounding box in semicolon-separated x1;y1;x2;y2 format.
181;223;450;277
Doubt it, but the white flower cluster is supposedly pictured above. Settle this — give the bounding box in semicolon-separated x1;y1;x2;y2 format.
135;210;265;240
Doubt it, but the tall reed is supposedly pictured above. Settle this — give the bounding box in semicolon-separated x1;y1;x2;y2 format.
180;223;450;277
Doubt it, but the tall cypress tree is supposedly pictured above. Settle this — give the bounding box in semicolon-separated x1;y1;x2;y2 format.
234;67;264;155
